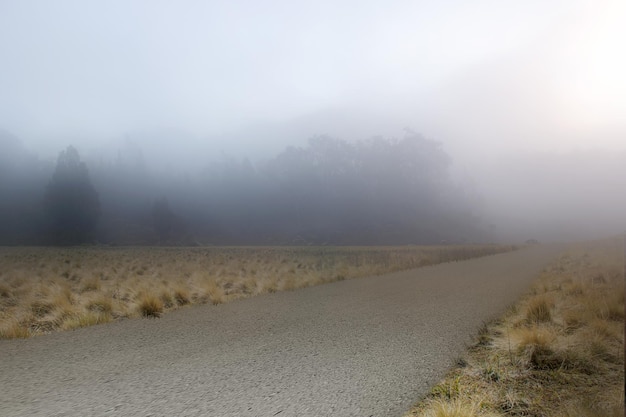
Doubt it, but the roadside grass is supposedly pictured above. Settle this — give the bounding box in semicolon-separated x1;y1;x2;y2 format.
405;236;625;417
137;292;164;318
0;244;515;338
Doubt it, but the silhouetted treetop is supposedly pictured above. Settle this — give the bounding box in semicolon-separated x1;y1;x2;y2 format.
51;146;91;184
253;131;473;244
44;146;100;245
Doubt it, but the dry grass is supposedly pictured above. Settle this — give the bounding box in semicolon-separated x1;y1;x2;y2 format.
0;319;30;338
137;292;164;318
62;311;113;330
86;295;113;314
524;295;553;323
202;279;225;305
0;244;515;338
172;285;191;306
406;236;625;417
422;398;501;417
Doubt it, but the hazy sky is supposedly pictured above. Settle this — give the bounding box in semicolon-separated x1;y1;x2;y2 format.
1;0;624;159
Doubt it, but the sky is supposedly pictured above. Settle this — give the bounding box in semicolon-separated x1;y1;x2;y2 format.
0;0;624;162
0;0;625;242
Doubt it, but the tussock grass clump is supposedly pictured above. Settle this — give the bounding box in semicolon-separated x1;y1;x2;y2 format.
512;326;554;351
524;296;552;323
137;293;163;318
173;287;190;306
406;237;625;417
512;326;591;371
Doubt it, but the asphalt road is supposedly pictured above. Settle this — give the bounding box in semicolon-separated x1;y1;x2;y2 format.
0;245;561;417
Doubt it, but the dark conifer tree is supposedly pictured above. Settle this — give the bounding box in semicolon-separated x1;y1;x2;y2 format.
44;146;100;244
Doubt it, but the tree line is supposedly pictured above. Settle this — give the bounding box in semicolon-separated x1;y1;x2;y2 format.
0;129;490;245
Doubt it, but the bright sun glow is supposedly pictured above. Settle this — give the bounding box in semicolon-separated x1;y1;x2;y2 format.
555;0;626;132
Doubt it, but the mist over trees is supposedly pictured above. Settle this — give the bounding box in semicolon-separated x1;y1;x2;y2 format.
0;129;493;246
251;132;484;244
7;127;623;246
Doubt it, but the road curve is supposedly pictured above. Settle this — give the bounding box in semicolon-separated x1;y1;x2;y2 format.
0;245;561;417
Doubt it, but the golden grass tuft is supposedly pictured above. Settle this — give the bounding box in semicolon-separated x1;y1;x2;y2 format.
137;292;163;318
172;286;191;306
510;325;576;370
524;295;552;323
512;325;555;351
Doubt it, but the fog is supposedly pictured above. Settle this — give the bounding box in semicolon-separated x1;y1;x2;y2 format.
0;1;624;245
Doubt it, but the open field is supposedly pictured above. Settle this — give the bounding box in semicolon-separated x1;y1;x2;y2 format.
0;244;514;338
406;237;625;417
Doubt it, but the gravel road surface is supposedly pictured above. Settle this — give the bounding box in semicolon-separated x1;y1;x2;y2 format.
0;245;561;417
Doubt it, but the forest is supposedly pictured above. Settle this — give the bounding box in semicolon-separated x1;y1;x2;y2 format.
0;129;489;246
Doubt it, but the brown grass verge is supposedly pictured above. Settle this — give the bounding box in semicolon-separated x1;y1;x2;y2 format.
0;244;516;338
405;236;625;417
